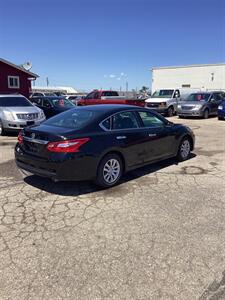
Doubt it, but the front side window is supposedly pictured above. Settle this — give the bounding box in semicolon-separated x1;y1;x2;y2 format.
51;98;74;108
112;111;139;130
138;111;164;128
8;76;20;88
43;99;52;108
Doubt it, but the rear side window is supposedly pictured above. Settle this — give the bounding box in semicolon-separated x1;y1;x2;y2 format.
112;111;139;130
32;98;42;105
101;118;111;130
138;111;164;128
44;109;99;129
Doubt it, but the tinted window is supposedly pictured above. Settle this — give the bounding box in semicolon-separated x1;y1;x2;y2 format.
43;99;52;108
32;98;42;105
44;109;99;129
33;93;43;97
86;92;96;99
102;91;119;97
112;111;139;130
51;98;74;108
101;118;111;130
138;111;164;127
0;96;32;107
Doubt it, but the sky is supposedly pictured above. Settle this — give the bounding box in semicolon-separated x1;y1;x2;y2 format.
0;0;225;92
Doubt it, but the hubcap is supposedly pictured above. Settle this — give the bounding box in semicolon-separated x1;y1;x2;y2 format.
103;159;120;184
180;140;190;159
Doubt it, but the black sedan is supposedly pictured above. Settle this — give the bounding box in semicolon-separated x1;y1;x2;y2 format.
15;105;195;187
30;96;75;119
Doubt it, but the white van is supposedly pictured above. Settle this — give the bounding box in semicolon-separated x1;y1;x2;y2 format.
145;88;199;117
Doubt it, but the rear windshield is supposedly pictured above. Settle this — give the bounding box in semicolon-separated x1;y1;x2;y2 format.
50;98;74;108
186;93;210;101
43;109;98;129
0;96;32;107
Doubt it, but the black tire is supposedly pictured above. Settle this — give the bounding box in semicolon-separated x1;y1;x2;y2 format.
203;109;209;119
95;153;123;188
0;120;5;136
178;115;184;119
167;106;174;117
177;137;191;162
218;116;224;121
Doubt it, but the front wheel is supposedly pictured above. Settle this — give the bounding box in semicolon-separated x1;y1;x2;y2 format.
177;137;191;162
218;116;224;120
203;109;209;119
95;153;123;188
167;106;174;117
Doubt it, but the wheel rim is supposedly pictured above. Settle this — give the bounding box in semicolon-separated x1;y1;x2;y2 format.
180;140;190;159
103;159;121;184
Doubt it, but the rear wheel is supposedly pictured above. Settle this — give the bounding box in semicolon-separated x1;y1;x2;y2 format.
167;106;174;117
218;116;224;120
203;109;209;119
95;153;123;188
0;120;5;136
177;137;191;162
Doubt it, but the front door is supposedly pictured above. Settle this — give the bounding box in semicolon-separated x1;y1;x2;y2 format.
136;111;176;162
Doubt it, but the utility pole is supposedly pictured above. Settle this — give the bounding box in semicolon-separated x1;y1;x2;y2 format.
46;77;49;87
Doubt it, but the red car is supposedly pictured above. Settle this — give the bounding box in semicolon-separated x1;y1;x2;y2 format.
77;90;145;107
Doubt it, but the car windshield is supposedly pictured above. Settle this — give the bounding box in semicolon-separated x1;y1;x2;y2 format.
0;96;33;107
45;93;57;96
152;90;174;98
44;109;98;129
186;93;210;102
50;98;74;108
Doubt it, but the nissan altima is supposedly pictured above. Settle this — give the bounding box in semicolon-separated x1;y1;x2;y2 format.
15;105;195;187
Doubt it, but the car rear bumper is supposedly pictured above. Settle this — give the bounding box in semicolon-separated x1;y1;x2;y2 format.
15;144;98;181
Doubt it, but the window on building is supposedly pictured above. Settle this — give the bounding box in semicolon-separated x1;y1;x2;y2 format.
8;76;20;88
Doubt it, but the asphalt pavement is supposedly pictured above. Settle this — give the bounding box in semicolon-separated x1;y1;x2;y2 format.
0;116;225;300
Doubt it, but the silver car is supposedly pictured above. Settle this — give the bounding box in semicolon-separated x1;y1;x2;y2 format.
177;91;225;119
0;94;45;135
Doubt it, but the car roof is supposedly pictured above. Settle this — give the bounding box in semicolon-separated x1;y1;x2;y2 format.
73;104;141;113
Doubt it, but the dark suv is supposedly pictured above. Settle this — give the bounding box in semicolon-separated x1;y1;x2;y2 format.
177;91;225;119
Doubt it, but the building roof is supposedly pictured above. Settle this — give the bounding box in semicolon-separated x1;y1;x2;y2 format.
32;86;79;93
151;63;225;71
0;58;39;78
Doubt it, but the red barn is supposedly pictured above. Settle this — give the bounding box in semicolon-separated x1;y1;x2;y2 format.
0;58;38;98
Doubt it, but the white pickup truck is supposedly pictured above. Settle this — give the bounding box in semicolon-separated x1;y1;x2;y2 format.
145;89;197;117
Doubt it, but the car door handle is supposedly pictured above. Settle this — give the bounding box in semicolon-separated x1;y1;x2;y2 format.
116;136;127;140
148;133;157;137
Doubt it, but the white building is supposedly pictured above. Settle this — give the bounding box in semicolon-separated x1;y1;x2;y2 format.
151;63;225;92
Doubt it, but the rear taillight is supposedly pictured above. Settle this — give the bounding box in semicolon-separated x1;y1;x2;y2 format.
46;138;90;153
18;131;23;145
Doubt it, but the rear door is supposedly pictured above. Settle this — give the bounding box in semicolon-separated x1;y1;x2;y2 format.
137;111;176;162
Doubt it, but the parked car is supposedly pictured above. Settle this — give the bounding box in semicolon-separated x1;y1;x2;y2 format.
145;89;199;117
30;96;75;119
0;94;45;135
77;90;145;107
218;99;225;120
15;105;195;187
177;91;225;119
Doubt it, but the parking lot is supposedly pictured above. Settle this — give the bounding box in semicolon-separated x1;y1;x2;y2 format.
0;116;225;300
